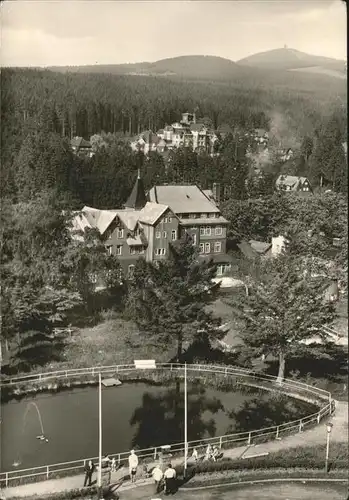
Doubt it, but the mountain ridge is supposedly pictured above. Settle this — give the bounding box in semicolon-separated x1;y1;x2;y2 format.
47;50;346;80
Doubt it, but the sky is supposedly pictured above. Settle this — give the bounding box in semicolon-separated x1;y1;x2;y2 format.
1;0;347;67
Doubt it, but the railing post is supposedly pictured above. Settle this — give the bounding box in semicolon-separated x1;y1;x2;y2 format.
46;465;49;479
219;436;223;448
276;426;280;439
118;454;121;465
317;412;321;424
247;432;251;445
225;367;227;377
39;374;42;381
170;364;173;371
92;367;95;376
299;419;303;433
5;472;8;487
154;447;157;460
65;371;68;378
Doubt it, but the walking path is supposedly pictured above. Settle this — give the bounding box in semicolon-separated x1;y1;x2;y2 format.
2;400;347;499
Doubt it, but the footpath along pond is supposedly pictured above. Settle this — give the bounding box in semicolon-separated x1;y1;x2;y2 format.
1;378;318;471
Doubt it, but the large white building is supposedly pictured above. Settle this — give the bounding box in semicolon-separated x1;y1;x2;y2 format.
130;112;218;156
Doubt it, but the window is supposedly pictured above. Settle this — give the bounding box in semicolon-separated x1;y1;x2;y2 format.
130;247;136;255
168;216;172;223
215;226;223;236
128;265;135;279
156;231;161;239
205;226;211;236
192;234;197;245
209;213;216;219
116;245;122;256
217;265;223;276
155;248;166;256
107;246;113;256
205;242;210;253
163;231;167;238
190;213;196;219
214;242;222;253
117;228;124;238
200;213;207;218
139;247;145;254
163;217;168;223
199;243;205;254
171;230;177;241
200;227;205;236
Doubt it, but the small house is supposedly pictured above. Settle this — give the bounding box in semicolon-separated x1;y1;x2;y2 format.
275;175;312;193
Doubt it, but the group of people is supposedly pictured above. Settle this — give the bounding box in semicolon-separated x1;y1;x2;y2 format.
204;444;222;461
151;463;177;495
189;444;222;463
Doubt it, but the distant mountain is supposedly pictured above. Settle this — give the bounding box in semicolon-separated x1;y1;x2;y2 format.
48;52;346;87
49;55;243;80
237;47;346;79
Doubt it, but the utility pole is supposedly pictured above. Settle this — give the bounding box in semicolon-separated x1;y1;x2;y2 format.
325;422;333;472
98;373;103;499
184;362;188;478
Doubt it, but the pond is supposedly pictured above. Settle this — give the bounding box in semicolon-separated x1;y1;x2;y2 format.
1;379;318;471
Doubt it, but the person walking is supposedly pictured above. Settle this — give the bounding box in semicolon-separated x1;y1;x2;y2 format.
204;444;212;461
191;448;198;462
151;464;164;494
128;449;139;483
111;457;116;472
83;460;95;487
163;463;176;495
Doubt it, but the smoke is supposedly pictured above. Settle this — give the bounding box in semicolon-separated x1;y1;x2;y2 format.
268;110;300;150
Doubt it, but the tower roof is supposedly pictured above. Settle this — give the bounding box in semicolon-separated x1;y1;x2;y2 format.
124;170;147;210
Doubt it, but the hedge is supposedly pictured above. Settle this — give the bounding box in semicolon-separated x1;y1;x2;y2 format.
175;442;349;476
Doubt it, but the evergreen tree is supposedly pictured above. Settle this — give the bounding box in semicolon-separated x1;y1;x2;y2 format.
127;236;223;360
228;251;336;383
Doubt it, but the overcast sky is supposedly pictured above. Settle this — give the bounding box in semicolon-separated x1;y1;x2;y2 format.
1;0;347;67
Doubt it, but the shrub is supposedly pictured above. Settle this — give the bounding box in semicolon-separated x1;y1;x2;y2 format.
175;443;348;476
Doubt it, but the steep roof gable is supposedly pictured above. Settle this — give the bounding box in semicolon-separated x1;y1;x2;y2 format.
124;170;147;210
139;202;170;225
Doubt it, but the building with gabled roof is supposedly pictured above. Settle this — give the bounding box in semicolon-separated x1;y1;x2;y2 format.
71;137;94;157
71;174;232;280
275;175;312;193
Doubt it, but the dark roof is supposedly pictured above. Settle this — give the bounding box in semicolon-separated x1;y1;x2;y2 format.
190;123;206;132
71;137;92;149
237;241;260;260
198;254;235;264
124;171;147;210
141;130;159;145
249;240;272;254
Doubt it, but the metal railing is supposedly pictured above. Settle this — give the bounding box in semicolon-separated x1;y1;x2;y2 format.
0;363;333;487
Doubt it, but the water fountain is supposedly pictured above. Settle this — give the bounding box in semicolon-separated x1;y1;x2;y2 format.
12;402;47;467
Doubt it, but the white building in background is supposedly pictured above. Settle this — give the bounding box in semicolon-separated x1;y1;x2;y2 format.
271;235;287;256
130;112;218;156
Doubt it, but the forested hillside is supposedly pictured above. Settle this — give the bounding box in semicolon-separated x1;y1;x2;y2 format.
1;67;347;206
1;64;347;373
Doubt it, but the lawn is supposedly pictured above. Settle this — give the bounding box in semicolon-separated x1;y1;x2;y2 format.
118;482;348;500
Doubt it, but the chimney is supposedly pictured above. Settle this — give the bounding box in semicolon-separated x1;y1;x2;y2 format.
212;183;221;206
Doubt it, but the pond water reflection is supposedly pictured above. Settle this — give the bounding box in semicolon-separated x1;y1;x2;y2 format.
1;379;317;471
